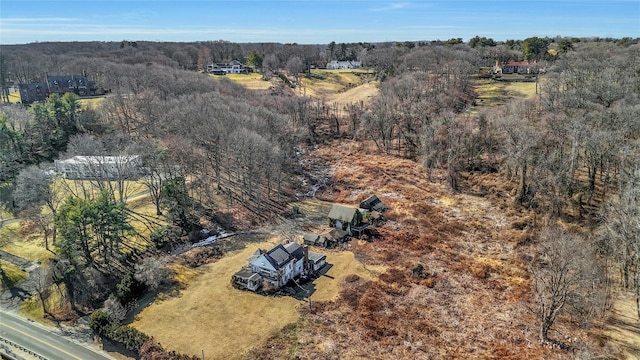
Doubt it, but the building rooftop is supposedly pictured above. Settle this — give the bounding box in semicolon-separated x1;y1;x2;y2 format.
56;155;140;165
266;244;293;269
328;204;359;222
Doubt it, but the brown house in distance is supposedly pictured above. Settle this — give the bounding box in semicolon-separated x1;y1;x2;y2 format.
19;74;104;104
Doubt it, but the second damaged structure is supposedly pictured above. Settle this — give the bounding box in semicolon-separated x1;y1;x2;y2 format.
233;242;326;292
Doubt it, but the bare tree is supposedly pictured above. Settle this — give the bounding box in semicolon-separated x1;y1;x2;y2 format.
262;53;280;79
531;226;596;348
130;139;177;216
496;100;540;205
285;56;305;84
134;257;172;291
31;265;53;317
103;295;127;324
600;165;640;318
13;164;62;247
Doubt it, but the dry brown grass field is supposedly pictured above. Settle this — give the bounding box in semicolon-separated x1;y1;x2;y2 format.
0;260;27;290
242;140;559;359
132;71;639;359
601;294;640;359
220;73;273;90
474;78;538;107
221;69;379;108
0;222;54;262
131;226;374;360
78;96;105;108
4;71;635;359
0;179;153;262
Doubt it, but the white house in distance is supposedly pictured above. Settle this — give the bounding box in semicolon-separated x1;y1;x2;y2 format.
232;242;327;292
326;60;362;70
207;60;253;74
54;155;142;180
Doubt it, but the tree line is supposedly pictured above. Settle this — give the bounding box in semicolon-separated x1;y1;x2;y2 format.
0;36;638;354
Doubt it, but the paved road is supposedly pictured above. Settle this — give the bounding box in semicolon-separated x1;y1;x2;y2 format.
0;311;114;360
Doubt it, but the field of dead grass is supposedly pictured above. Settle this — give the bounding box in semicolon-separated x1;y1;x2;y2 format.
600;293;640;359
0;179;155;259
220;68;379;110
78;97;105;108
474;79;537;107
213;73;273;90
246;140;564;359
132;224;373;359
0;222;55;262
4;91;107;106
8;91;20;103
300;69;378;107
0;260;27;290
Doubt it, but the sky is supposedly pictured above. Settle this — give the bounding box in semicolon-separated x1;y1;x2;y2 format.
1;0;639;45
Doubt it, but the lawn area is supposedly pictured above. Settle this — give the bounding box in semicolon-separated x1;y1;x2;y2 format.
213;73;272;91
301;69;368;98
0;179;156;263
132;232;372;359
5;91;106;106
474;78;538;107
0;208;12;222
8;91;20;103
2;240;53;263
0;260;27;290
0;222;54;262
298;69;378;107
310;249;380;302
58;179;148;203
78;97;105;109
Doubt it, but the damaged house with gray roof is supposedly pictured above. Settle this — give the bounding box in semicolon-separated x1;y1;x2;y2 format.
327;204;371;238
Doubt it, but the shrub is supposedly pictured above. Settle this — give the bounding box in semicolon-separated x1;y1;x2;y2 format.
140;337;200;360
89;309;111;338
150;226;182;249
213;212;236;231
115;272;146;305
181;247;224;268
110;325;149;353
89;309;149;353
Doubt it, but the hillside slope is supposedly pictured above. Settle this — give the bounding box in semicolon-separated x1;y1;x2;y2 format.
246;141;564;359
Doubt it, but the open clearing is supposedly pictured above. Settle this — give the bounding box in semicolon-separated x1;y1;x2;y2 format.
78;96;105;108
243;140;557;359
8;91;20;103
0;179;154;263
0;222;54;263
300;69;378;107
474;78;537;106
132;219;373;359
220;69;379;108
0;260;27;290
212;73;272;91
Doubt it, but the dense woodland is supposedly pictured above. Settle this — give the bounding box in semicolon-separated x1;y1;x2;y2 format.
0;36;639;359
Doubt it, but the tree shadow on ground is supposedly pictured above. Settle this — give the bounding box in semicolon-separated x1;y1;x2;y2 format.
602;312;640;357
102;338;138;359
